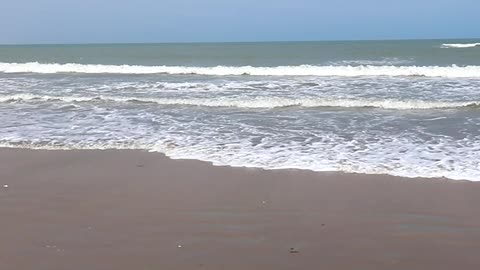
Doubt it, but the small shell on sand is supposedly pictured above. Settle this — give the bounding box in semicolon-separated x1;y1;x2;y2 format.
3;184;8;188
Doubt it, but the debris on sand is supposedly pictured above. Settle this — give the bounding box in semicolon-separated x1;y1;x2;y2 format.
289;247;299;254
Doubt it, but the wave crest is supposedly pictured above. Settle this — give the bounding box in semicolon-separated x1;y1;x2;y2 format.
441;43;480;48
1;93;478;110
1;62;480;78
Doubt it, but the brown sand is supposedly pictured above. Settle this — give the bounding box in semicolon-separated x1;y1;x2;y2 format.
1;148;480;270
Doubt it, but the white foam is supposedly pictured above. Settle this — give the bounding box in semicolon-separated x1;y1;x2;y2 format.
1;116;479;181
1;62;480;78
0;93;94;103
2;134;479;181
151;134;480;181
1;93;477;110
442;43;480;48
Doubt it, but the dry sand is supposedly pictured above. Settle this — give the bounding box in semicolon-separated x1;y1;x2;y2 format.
1;148;479;270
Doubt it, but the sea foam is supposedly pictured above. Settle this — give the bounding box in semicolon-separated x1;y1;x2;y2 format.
2;133;479;181
1;62;480;78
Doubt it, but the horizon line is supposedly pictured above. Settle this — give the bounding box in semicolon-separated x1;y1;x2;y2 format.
1;37;479;46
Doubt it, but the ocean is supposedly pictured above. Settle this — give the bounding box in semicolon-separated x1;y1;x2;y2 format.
1;40;479;181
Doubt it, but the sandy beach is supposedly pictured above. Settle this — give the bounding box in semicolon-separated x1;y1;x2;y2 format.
1;148;480;270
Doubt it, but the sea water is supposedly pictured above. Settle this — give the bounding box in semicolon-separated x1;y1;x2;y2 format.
1;40;479;180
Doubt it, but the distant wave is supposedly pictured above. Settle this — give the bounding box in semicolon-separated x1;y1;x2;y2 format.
1;62;480;78
2;93;478;110
441;43;480;48
328;58;414;66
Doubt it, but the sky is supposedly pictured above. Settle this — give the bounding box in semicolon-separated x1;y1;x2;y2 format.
1;0;479;44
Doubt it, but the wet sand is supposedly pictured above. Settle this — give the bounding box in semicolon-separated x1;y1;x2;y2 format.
1;148;479;270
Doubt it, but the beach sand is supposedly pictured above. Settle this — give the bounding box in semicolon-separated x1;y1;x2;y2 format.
1;148;479;269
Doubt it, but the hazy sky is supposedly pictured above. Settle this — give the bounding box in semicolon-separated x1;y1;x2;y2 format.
2;0;479;44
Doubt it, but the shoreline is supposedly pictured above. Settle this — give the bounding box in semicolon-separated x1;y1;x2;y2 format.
0;147;470;183
1;148;480;269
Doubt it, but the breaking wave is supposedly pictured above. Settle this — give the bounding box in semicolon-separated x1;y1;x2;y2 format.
1;93;478;110
1;62;480;78
441;43;480;48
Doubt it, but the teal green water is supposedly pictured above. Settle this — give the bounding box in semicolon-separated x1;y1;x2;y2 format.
0;39;479;66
